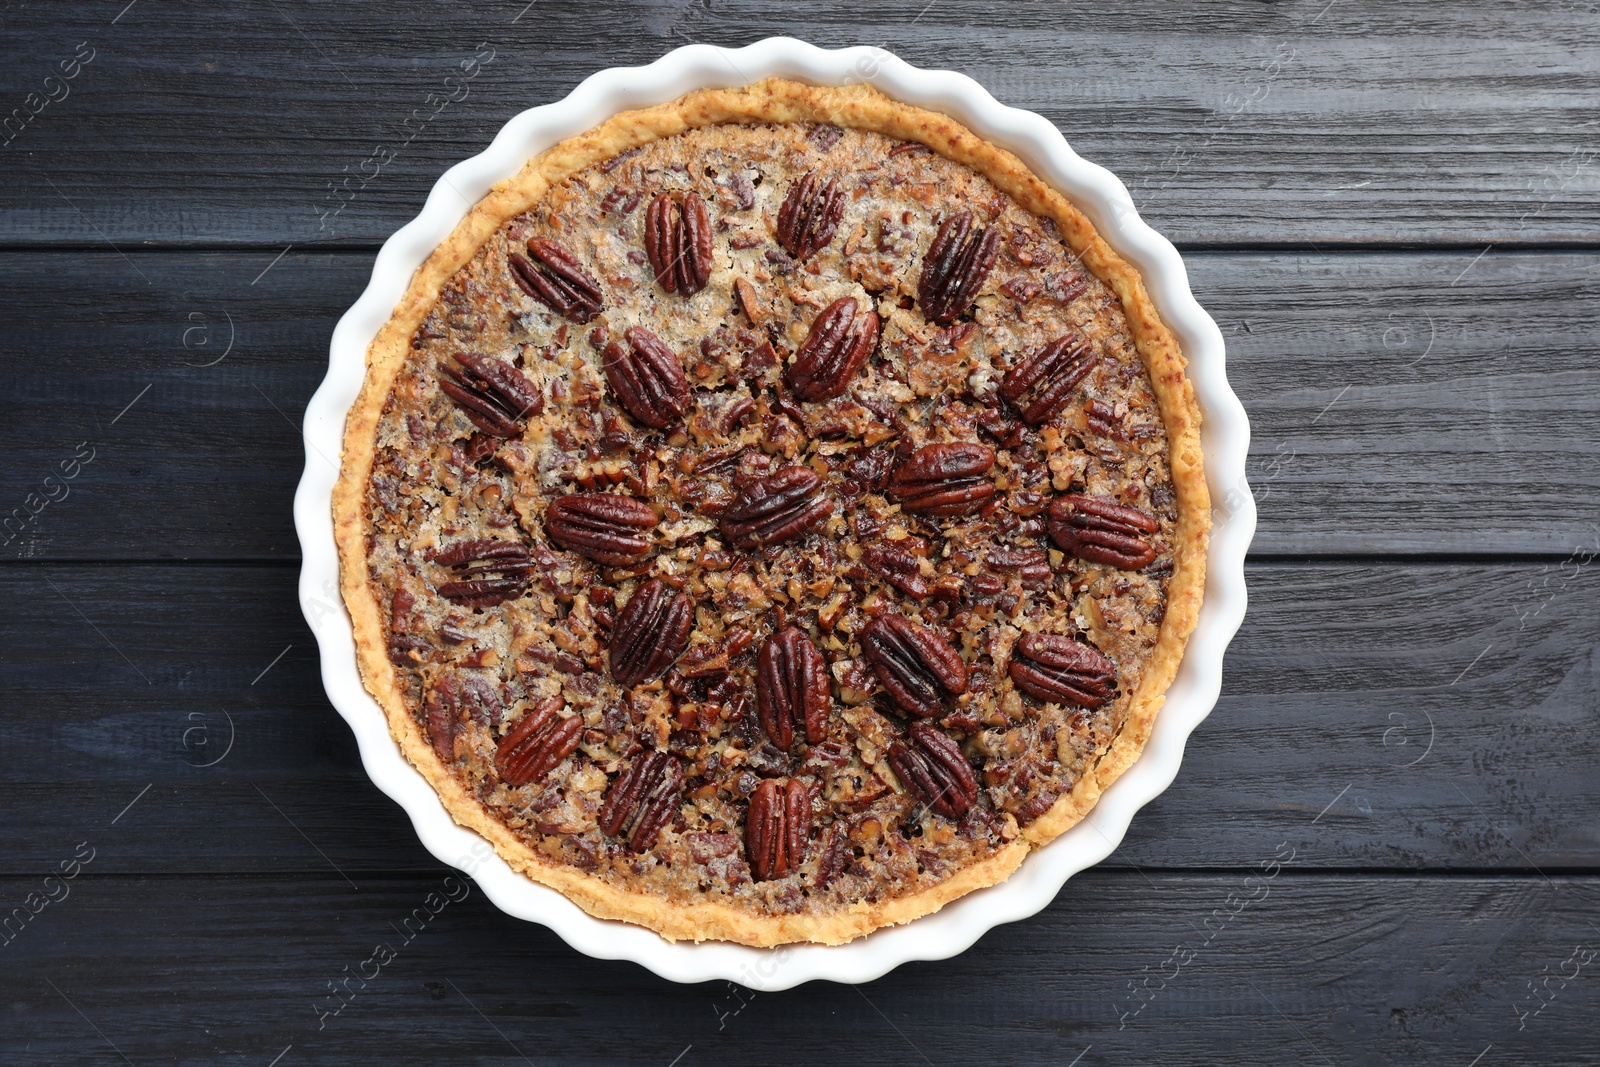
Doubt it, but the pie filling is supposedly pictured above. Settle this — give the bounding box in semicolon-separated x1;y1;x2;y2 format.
364;121;1177;925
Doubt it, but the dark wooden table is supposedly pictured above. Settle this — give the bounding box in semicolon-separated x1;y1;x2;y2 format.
4;3;1597;1064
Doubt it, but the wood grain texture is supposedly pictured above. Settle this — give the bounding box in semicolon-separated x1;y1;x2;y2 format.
1;873;1596;1065
2;250;1596;561
2;561;1594;875
0;2;1596;247
1216;249;1600;555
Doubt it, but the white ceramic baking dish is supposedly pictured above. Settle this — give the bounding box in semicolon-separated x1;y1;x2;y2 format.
296;37;1255;990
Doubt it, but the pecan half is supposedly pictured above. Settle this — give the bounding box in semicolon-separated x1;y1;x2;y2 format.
776;171;845;261
424;672;505;762
545;493;657;565
1047;494;1158;570
603;326;691;429
861;614;969;718
508;237;604;322
917;211;1000;324
815;822;850;886
985;547;1052;590
608;578;694;687
887;442;996;517
1008;633;1117;708
756;627;831;749
999;334;1097;425
599;750;684;852
434;539;532;608
786;297;880;402
424;688;459;762
888;721;978;819
719;466;834;548
439;352;543;438
861;540;930;600
495;696;583;786
733;277;763;324
388;588;431;666
746;778;811;881
644;191;714;295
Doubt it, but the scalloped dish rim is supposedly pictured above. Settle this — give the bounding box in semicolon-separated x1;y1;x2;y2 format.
295;38;1255;990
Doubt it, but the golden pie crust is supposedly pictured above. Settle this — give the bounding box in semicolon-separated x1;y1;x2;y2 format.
334;78;1208;946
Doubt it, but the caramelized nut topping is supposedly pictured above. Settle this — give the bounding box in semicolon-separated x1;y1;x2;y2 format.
495;696;583;785
603;326;691;429
917;211;1000;324
786;296;880;403
1047;494;1158;570
1008;633;1116;708
888;721;978;819
746;778;811;881
776;170;845;261
424;672;505;762
887;442;997;517
508;237;604;322
645;192;714;295
439;352;543;439
1000;334;1097;426
600;750;684;852
718;466;834;548
608;578;693;687
433;539;532;608
861;614;969;718
545;493;658;565
756;627;831;749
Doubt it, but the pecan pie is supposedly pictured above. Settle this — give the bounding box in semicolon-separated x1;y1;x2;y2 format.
335;79;1208;946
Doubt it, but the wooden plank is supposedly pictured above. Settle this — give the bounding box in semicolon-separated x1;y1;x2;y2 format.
1;560;1594;875
1210;249;1600;556
0;2;1596;247
2;249;1596;560
0;871;1595;1064
0;251;355;561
